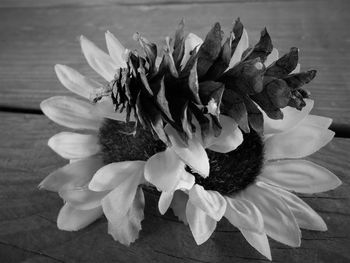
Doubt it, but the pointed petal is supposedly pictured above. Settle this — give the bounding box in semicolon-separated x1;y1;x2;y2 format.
224;197;264;233
264;48;279;67
165;125;209;178
80;35;117;81
102;170;143;224
39;157;103;192
108;187;144;246
48;132;100;160
263;99;314;134
89;161;144;191
55;64;102;99
186;201;217;245
105;31;127;68
207;115;243;153
260;160;341;194
259;182;327;231
180;33;203;69
59;187;108;210
227;28;249;69
57;203;103;231
240;229;272;260
242;183;301;247
265;123;334;160
159;191;174;215
144;148;185;192
170;191;189;225
189;185;227;221
40;96;102;130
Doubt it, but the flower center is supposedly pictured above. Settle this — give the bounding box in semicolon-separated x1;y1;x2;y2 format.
188;130;264;195
99;119;264;196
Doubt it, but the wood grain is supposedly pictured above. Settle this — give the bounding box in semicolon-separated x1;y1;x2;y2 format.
0;112;349;262
0;0;349;125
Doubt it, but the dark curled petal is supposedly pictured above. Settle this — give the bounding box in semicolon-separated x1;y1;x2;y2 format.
244;28;273;62
231;18;244;55
283;70;317;90
251;91;283;120
265;47;299;78
138;59;154;96
220;89;249;133
298;88;310;98
198;80;224;105
204;37;232;80
181;102;193;140
197;22;223;79
288;90;306;110
189;102;210;140
155;77;175;122
243;96;264;134
134;33;158;74
265;78;292;108
220;58;265;95
173;19;186;69
136;91;168;144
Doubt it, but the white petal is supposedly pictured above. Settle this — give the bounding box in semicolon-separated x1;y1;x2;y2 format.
189;185;227;221
207;115;243;153
80;35;117;81
165;125;209;177
175;171;195;191
59;187;108;210
89;161;145;191
290;63;300;74
144;148;185;192
107;187;144;246
105;31;127;68
94;98;130;122
159;191;174;215
180;33;203;69
170;191;189;225
240;229;272;261
224;197;264;233
57;203;103;231
265;123;334;160
263;99;314;134
186;201;217;245
264;48;279;67
55;64;102;99
102;169;143;224
260;160;341;194
301;114;332;129
227;28;249;70
242;183;301;247
48;132;100;160
40;96;102;130
39;157;103;192
259;182;327;231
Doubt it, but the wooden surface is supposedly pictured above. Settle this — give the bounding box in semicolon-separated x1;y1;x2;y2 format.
0;0;349;262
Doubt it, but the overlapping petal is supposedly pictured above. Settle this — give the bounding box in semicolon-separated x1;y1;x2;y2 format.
59;187;108;210
227;28;249;69
40;96;102;130
186;201;217;245
57;203;103;231
189;185;227;221
240;229;272;260
89;161;145;191
105;31;127;68
264;48;279;67
181;33;203;68
260;160;341;194
48;132;100;160
242;183;301;247
54;64;102;99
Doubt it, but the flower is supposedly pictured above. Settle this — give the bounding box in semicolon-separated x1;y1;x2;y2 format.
145;61;341;260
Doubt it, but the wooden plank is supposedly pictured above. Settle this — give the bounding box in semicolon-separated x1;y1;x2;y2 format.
0;0;349;125
0;112;349;262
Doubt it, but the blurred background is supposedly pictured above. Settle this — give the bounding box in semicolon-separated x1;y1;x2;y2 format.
0;0;349;262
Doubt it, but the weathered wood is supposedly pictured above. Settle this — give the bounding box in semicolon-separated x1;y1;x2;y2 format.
0;0;349;125
0;112;349;262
